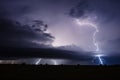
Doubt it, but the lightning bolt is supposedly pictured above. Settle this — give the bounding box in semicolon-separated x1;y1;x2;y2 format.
97;56;103;65
35;58;42;65
98;56;103;65
35;59;57;65
76;19;99;51
76;18;104;65
95;54;104;65
52;60;57;65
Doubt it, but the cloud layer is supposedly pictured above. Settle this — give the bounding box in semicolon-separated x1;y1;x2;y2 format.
0;18;54;48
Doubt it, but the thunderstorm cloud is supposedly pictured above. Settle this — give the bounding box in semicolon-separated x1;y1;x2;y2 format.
0;18;54;48
0;0;120;65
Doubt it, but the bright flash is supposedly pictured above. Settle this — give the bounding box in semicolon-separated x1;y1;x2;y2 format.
35;59;58;65
75;18;100;52
52;60;57;65
95;54;104;65
35;58;42;65
75;17;104;65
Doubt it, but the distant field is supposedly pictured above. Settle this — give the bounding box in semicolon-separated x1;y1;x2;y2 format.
0;64;120;79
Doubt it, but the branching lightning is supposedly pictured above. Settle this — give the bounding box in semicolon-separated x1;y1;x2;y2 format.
76;18;104;65
76;19;99;52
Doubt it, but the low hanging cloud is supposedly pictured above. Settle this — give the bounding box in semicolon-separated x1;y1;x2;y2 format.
0;18;54;48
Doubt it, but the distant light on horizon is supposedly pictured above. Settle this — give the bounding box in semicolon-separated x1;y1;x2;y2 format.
52;39;73;47
35;59;67;65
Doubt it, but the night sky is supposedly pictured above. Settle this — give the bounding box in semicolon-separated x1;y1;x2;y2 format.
0;0;120;65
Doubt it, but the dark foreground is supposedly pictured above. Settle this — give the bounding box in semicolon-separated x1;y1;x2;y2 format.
0;64;120;79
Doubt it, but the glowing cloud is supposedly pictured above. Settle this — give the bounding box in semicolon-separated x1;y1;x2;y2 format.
75;16;104;65
75;17;99;52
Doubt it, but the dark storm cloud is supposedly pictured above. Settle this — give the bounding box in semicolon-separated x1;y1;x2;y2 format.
96;0;120;52
0;0;88;61
0;47;93;61
69;0;120;53
0;0;120;62
0;18;54;47
69;0;92;18
101;38;120;53
0;0;30;18
93;0;120;23
69;0;120;21
0;0;78;19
